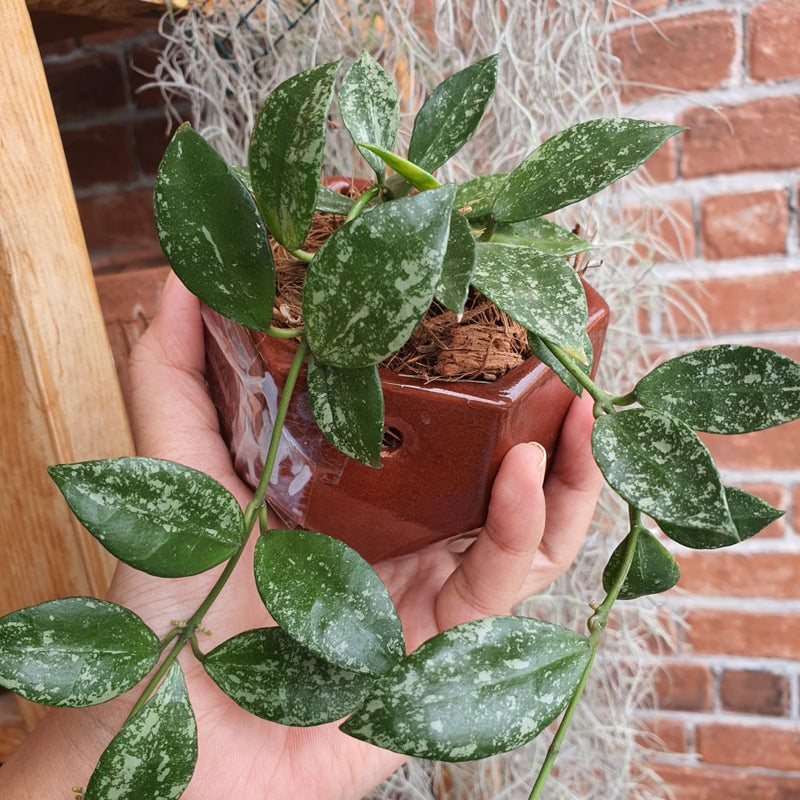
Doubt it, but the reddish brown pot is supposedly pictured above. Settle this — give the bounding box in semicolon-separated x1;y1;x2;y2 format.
204;284;608;563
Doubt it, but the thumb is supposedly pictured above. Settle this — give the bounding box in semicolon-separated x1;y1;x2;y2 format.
435;442;547;631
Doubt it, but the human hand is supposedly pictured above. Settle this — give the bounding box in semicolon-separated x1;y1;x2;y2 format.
0;272;602;800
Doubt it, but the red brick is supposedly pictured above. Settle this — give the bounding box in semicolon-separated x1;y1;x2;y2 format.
637;716;688;753
668;271;800;336
61;123;136;188
626;198;695;262
793;486;800;533
654;662;714;711
129;40;168;109
610;0;669;19
44;52;127;121
676;552;800;598
681;97;800;177
77;188;157;254
613;12;737;102
133;118;175;176
697;721;800;771
720;669;790;716
653;763;800;800
644;135;678;183
748;0;800;82
685;609;800;658
701;420;800;471
701;190;789;260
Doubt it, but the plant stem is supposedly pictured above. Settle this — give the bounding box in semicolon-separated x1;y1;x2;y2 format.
290;248;314;263
527;507;643;800
544;340;614;414
126;337;309;720
268;325;304;339
345;185;380;223
478;214;497;242
611;390;637;407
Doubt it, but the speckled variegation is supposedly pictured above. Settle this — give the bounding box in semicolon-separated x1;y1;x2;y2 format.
254;530;405;676
341;616;590;761
303;185;456;368
602;528;680;600
473;241;588;362
592;409;736;535
634;344;800;434
48;457;245;578
84;662;196;800
204;627;374;726
0;597;158;707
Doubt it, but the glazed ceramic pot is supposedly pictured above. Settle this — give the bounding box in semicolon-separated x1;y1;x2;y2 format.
203;283;608;563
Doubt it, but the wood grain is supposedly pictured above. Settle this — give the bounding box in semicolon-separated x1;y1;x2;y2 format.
1;0;135;739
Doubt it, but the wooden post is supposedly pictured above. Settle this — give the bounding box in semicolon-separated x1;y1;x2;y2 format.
0;0;134;740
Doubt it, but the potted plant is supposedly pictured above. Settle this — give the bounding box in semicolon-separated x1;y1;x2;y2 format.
1;52;799;799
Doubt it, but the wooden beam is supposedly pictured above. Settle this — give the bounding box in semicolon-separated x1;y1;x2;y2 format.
26;0;187;23
0;1;131;612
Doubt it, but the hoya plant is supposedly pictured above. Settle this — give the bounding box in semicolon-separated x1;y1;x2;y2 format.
2;53;799;799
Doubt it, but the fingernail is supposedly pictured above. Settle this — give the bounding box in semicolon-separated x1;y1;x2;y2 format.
528;441;547;468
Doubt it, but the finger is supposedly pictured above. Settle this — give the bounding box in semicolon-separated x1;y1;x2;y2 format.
435;441;547;631
519;391;603;599
128;272;247;500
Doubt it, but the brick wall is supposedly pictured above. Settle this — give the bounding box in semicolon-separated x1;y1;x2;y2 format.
612;1;800;796
37;2;800;797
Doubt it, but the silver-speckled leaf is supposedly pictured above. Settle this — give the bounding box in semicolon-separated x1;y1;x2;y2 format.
339;52;399;180
249;61;341;250
436;210;477;314
661;485;784;549
84;662;196;800
602;528;680;600
487;218;593;257
408;54;498;172
492;119;683;222
341;616;591;761
359;143;440;191
528;331;593;397
254;531;405;675
0;597;158;707
592;409;736;536
473;242;588;362
204;627;375;725
455;173;508;219
307;356;384;468
634;345;800;433
154;124;275;330
303;185;456;367
317;185;355;215
48;458;245;577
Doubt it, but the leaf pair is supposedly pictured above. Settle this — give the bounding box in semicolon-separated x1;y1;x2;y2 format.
204;528;593;761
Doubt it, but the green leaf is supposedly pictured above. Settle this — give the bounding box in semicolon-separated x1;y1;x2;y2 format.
154;124;275;331
436;210;477;314
661;485;784;549
487;218;593;257
408;54;499;172
359;143;440;191
492;119;683;222
455;173;508;219
592;409;736;536
316;184;356;215
306;356;384;468
634;345;800;434
303;185;456;367
84;662;197;800
339;52;399;180
254;530;405;675
602;529;680;600
473;242;588;362
341;616;591;761
249;61;341;250
529;331;593;396
204;627;375;726
48;458;245;577
0;598;159;707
